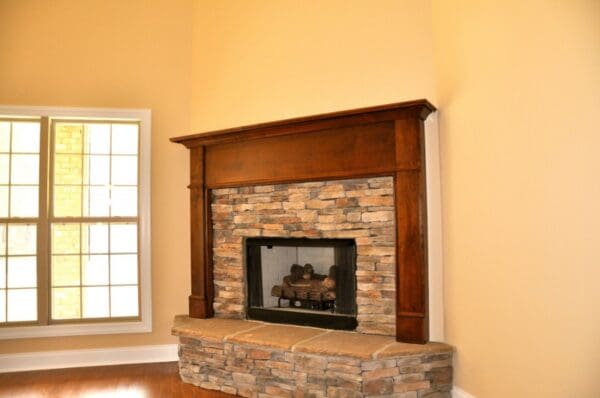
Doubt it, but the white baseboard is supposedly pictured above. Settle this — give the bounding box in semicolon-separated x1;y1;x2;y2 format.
453;386;476;398
0;344;178;373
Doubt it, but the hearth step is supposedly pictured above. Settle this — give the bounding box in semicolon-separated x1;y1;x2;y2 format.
173;316;454;398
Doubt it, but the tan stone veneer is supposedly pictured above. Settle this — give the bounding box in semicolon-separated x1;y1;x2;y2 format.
173;317;454;397
211;177;396;335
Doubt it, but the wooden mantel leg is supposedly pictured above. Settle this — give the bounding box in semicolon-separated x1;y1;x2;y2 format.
188;146;214;318
394;118;429;344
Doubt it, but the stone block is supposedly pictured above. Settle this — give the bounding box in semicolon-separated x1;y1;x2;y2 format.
327;362;361;374
233;372;257;384
318;214;347;223
267;360;294;370
222;386;238;395
425;367;452;386
363;366;400;381
361;359;397;371
247;196;274;203
361;211;394;223
357;245;395;256
363;378;393;395
250;349;273;360
254;202;284;210
418;392;451;398
200;381;221;391
358;196;394;207
326;387;363;398
255;185;276;193
318;188;346;199
366;188;394;196
284;201;307;210
394;381;430;393
271;368;295;380
327;357;362;366
234;214;260;224
346;211;362;222
306;199;335;209
394;373;425;383
325;370;362;390
264;385;293;397
295;355;328;370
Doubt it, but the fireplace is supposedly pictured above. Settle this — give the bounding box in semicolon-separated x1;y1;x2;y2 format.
170;101;455;397
246;237;357;330
171;100;435;343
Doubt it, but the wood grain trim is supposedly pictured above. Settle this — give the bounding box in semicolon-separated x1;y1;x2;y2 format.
171;100;435;147
204;121;396;188
188;146;210;318
394;117;429;344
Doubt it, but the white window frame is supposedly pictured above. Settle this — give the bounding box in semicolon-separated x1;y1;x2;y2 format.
0;105;152;339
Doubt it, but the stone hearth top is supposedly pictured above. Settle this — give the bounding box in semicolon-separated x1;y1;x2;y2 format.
172;316;453;360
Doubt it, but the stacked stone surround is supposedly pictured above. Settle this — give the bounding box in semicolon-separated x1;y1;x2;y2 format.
174;317;454;398
211;177;396;335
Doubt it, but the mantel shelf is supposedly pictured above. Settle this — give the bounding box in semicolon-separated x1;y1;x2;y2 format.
170;99;435;147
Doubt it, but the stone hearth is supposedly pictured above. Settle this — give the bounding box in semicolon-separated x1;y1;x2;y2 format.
173;316;454;398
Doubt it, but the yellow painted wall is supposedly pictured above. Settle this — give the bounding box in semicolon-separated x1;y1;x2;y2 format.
432;1;600;396
0;0;192;352
190;0;437;131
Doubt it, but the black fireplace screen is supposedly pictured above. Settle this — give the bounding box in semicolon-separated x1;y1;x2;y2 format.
246;237;357;330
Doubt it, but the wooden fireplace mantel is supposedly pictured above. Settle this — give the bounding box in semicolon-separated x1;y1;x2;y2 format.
171;99;435;344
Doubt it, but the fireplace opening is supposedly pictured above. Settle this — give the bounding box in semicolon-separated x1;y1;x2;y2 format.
246;237;357;330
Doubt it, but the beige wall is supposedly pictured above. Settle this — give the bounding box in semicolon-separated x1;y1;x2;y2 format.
0;0;192;353
190;0;437;131
432;0;600;396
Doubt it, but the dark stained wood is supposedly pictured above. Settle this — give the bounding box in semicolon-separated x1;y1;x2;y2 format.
189;146;213;318
172;100;434;343
0;362;236;398
204;186;215;317
205;122;396;188
394;118;429;344
170;99;435;147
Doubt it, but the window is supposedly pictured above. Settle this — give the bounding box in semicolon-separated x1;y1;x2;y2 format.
0;107;151;338
0;119;41;323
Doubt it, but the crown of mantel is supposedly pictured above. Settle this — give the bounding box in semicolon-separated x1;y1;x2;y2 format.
170;99;435;148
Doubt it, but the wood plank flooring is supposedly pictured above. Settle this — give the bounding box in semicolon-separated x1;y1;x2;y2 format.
0;362;237;398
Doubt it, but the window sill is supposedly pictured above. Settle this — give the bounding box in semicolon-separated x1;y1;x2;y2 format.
0;317;152;340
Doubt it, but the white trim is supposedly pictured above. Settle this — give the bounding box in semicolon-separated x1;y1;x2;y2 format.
138;106;153;340
0;105;152;339
453;386;476;398
0;344;178;373
0;104;150;120
425;112;445;341
0;320;151;339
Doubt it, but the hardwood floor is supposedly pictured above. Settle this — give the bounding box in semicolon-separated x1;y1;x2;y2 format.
0;362;237;398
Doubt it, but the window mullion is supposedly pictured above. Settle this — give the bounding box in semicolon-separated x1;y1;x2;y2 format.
37;116;50;325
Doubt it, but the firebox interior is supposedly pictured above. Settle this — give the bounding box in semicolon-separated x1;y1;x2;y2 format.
245;237;357;330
